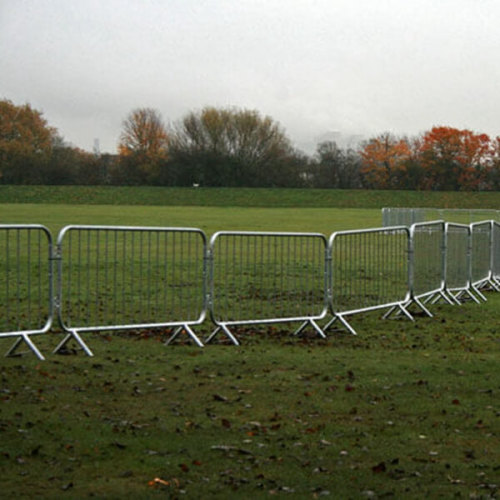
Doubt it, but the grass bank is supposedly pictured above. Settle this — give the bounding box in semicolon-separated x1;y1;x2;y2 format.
1;185;500;208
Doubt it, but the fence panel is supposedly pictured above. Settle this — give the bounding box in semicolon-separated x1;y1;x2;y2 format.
407;221;451;315
493;222;500;286
207;231;328;344
470;221;496;299
444;223;477;303
0;225;53;360
55;225;207;355
382;208;425;227
327;226;411;335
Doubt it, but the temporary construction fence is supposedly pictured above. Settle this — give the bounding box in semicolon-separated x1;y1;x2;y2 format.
1;220;499;358
382;207;500;227
0;225;54;360
206;231;328;344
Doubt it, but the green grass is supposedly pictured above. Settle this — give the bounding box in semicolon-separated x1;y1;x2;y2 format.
1;294;499;499
1;185;500;208
0;203;382;236
0;188;499;498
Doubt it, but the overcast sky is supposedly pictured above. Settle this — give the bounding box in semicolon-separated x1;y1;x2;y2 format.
1;0;499;154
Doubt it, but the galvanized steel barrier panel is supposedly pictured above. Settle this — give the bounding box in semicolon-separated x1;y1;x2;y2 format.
55;225;207;355
326;226;412;335
493;222;500;286
444;223;477;303
383;208;500;227
206;231;328;344
382;208;425;227
0;225;53;360
405;221;452;315
470;221;498;300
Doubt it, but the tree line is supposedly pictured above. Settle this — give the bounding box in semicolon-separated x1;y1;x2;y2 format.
1;98;500;190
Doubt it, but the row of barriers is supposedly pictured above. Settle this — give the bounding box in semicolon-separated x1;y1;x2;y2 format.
382;207;500;227
1;221;499;359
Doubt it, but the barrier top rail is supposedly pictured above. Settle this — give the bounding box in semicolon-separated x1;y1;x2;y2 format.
57;224;207;241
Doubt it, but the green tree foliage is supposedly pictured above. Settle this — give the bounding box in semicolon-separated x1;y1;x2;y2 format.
169;107;301;187
314;141;361;188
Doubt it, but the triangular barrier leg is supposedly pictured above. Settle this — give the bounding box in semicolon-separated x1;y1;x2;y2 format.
387;301;422;319
5;335;45;361
293;319;327;339
164;325;204;347
205;324;240;345
397;303;416;321
336;314;358;336
410;298;433;317
471;285;488;302
53;330;94;357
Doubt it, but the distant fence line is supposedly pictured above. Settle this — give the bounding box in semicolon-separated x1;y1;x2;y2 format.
382;207;500;227
1;220;499;359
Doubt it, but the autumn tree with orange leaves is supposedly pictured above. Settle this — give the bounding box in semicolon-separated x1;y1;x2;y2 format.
359;127;498;191
0;99;57;183
359;133;411;189
117;108;169;184
418;127;491;191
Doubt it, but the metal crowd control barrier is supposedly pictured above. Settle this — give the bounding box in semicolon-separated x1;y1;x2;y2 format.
206;231;328;345
0;225;53;360
54;225;207;356
325;226;412;336
493;222;500;286
383;208;500;227
470;221;499;300
404;221;453;315
382;207;425;227
444;223;478;303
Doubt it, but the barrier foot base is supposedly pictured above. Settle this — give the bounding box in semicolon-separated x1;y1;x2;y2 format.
471;285;488;302
384;303;416;321
323;315;357;336
454;288;482;304
409;298;433;318
294;319;327;339
205;325;240;345
5;335;45;361
165;325;204;347
53;331;94;357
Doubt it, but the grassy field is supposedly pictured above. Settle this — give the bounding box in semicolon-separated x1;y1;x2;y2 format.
1;297;499;499
0;203;382;236
1;187;499;498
